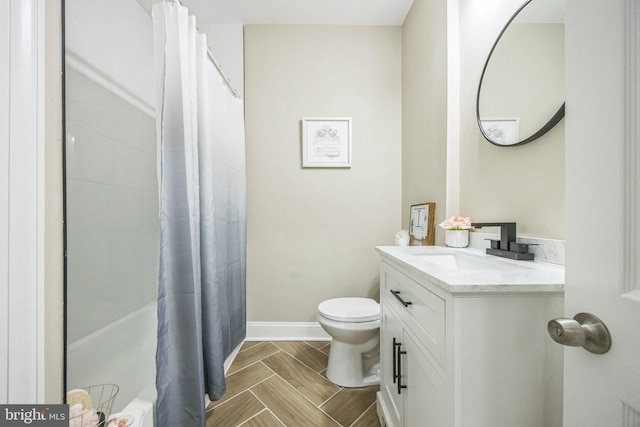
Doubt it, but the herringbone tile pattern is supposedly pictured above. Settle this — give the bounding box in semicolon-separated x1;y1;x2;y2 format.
206;341;381;426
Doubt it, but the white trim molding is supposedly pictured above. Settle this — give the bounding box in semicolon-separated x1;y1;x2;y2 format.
223;341;243;373
0;0;48;403
625;0;639;295
246;322;330;341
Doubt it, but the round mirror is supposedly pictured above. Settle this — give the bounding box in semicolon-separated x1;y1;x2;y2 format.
477;0;565;146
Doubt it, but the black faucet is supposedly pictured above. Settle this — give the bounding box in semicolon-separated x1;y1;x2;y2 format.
471;222;534;260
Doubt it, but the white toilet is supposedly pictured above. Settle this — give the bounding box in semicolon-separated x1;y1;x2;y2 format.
317;297;380;387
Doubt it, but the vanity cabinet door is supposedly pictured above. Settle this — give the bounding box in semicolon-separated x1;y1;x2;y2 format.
379;302;404;427
401;328;449;427
381;261;446;367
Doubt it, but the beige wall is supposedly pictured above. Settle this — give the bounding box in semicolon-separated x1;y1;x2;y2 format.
457;0;565;238
401;0;565;240
244;25;402;322
401;0;449;245
45;0;64;403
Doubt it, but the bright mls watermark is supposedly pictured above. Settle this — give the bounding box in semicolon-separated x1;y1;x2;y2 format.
0;405;68;426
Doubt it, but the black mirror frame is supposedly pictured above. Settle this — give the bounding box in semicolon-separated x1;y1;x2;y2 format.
476;0;565;147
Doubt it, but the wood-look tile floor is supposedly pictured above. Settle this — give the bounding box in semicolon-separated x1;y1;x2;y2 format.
206;341;382;427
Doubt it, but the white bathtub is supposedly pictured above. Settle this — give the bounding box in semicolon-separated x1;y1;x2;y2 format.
109;384;156;427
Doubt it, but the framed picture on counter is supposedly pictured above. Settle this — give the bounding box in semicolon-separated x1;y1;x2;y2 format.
302;117;352;168
409;202;436;246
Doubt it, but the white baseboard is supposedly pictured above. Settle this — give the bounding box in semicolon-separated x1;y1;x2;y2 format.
224;341;243;374
246;321;331;341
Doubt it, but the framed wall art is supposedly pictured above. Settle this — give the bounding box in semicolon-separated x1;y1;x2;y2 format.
479;117;520;146
409;202;436;246
302;117;352;168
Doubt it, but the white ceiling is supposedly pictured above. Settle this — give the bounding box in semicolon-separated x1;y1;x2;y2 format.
138;0;414;26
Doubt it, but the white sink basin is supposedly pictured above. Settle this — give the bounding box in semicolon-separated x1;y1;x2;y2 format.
419;252;530;271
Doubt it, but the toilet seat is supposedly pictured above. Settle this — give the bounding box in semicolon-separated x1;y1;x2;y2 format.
318;297;379;323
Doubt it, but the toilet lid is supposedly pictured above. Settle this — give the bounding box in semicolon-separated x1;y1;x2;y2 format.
318;297;380;322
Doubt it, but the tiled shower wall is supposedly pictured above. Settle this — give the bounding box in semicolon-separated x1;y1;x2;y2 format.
64;0;158;411
65;66;158;410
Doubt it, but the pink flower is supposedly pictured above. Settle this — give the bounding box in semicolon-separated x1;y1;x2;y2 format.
439;216;472;230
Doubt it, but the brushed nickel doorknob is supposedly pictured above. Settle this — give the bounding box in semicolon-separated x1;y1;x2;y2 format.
547;312;611;354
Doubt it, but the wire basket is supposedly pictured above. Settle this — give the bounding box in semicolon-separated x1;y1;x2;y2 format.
68;384;119;427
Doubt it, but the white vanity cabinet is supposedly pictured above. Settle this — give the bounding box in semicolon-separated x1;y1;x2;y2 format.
376;247;564;427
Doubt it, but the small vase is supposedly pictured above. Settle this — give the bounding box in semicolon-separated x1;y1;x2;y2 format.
445;229;469;248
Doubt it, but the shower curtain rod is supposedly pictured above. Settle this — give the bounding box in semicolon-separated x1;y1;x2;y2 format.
206;47;240;99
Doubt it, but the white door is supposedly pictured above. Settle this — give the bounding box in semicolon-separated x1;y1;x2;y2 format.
562;0;640;424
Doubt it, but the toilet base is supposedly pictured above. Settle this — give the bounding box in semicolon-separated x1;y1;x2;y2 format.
326;337;380;388
359;370;381;387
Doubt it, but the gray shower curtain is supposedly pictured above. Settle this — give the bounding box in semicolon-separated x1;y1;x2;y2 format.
152;3;246;426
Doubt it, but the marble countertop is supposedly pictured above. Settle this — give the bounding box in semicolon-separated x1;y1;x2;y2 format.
376;246;565;295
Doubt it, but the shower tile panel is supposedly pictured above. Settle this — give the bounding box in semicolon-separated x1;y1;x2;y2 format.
66;180;113;233
112;143;157;191
66;63;158;410
65;66;154;146
66;69;158;335
66;230;112;285
65;0;157;413
67;230;158;341
66;125;113;184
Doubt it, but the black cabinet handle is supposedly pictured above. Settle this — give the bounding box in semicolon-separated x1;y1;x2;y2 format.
392;337;401;384
397;345;407;395
390;290;412;307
